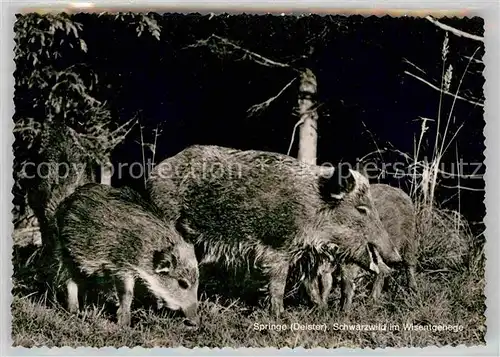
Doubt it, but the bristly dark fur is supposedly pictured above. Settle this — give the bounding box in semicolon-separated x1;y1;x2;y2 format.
371;183;417;269
52;183;185;285
309;183;419;311
52;183;199;323
147;145;395;312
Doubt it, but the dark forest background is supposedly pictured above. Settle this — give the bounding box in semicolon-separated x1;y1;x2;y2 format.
13;13;485;225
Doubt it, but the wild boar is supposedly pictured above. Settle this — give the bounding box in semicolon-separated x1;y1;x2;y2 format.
53;183;200;327
307;183;417;311
147;145;401;316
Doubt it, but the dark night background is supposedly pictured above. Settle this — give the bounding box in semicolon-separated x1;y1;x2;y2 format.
25;14;488;225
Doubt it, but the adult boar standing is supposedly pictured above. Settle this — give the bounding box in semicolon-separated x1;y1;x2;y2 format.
147;145;401;316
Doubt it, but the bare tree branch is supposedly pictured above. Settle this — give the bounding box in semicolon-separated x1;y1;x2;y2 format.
404;70;484;107
425;16;484;42
287;118;304;156
247;77;297;118
67;117;137;164
185;34;298;71
211;35;293;69
440;184;485;192
463;54;484;64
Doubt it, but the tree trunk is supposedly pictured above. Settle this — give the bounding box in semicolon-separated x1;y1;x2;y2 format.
101;159;113;185
297;68;318;166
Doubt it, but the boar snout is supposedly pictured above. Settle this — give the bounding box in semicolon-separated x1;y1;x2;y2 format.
182;303;199;328
374;229;402;264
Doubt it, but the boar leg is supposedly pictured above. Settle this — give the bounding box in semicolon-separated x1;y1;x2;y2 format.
304;270;333;308
371;273;386;302
407;264;417;291
115;274;135;327
66;278;79;313
340;277;354;312
304;275;323;306
264;259;289;317
319;271;333;305
340;265;357;312
318;262;335;306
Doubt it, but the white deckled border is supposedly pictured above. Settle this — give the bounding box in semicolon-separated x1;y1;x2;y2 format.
1;0;498;355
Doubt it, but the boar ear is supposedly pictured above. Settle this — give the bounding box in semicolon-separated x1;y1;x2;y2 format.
153;248;177;274
319;163;356;202
175;216;198;240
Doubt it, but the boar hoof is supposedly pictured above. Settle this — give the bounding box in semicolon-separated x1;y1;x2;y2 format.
371;290;382;302
270;299;284;317
67;303;79;314
318;301;329;310
117;310;131;327
340;299;353;313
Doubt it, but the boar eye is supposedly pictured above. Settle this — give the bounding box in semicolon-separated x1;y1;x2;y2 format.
157;260;171;272
178;279;190;290
154;259;172;275
357;206;369;215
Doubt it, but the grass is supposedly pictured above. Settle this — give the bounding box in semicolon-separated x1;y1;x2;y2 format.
10;209;486;348
10;268;485;348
